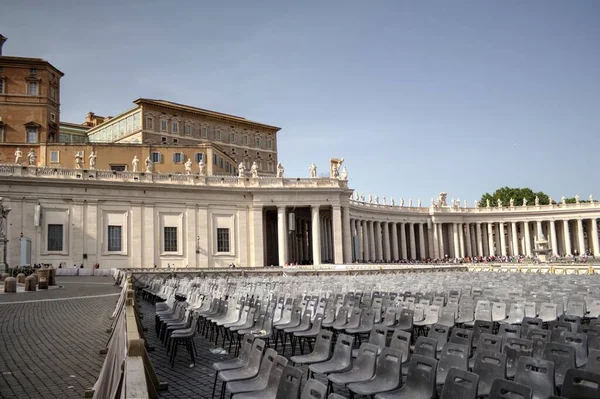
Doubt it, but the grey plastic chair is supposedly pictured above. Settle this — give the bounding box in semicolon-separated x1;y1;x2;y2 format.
328;343;377;390
558;314;581;332
290;329;333;367
347;347;403;397
520;317;543;339
557;331;588;368
300;379;327;399
309;333;354;378
392;308;414;331
225;349;281;396
471;320;493;349
488;379;532;399
561;368;600;399
514;356;554;399
274;366;303;399
427;323;449;354
352;325;386;357
504;337;533;379
389;329;411;364
327;393;347;399
449;328;473;356
549;320;572;342
284;311;313;355
436;342;469;386
335;308;362;331
586;348;600;374
212;334;256;398
498;324;521;340
293;314;324;356
231;353;288;399
217;339;266;399
374;354;438;399
473;349;507;397
543;342;575;387
526;328;551;358
346;309;375;335
439;368;479;399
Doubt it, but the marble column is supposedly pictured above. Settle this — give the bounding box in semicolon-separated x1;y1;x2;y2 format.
409;223;417;260
465;223;472;257
382;222;391;262
418;223;426;260
476;223;483;256
499;222;507;256
452;223;459;258
311;206;321;265
439;223;446;258
576;218;585;255
563;220;572;256
400;222;408;259
376;222;384;261
357;220;364;262
536;220;544;240
591;218;600;256
432;223;440;259
511;221;519;256
458;224;466;258
364;221;370;261
391;222;399;261
487;223;495;256
341;206;352;263
550;220;558;256
369;221;376;262
277;206;288;266
524;221;532;256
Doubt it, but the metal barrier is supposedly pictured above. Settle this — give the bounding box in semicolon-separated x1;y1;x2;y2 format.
86;277;167;399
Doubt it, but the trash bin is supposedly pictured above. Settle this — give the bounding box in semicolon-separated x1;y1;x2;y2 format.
37;268;49;290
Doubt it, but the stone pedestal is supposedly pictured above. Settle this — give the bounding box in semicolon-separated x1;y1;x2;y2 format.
25;275;37;291
4;277;16;293
16;273;26;284
0;272;8;281
533;238;552;262
37;268;49;290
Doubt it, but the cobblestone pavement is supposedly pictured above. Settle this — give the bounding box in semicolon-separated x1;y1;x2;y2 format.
140;299;351;399
0;277;121;399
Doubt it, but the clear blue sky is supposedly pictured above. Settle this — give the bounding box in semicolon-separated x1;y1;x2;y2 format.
2;0;599;204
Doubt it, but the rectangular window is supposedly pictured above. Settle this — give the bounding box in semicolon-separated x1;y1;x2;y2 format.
184;124;192;136
160;120;167;132
51;113;56;122
229;133;236;143
50;86;57;100
0;126;4;142
243;135;249;145
151;152;161;163
219;157;224;168
27;81;39;96
31;68;37;75
126;116;133;133
216;130;221;141
217;228;230;253
27;127;39;143
47;224;63;251
173;138;178;144
119;120;125;134
194;152;204;163
161;136;167;144
267;139;273;149
50;151;59;163
202;127;208;138
110;165;126;171
172;122;178;134
255;137;261;147
213;153;217;165
107;225;122;252
0;79;4;94
146;117;154;130
172;152;184;163
164;227;178;252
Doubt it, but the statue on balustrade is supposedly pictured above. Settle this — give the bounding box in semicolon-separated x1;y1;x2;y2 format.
251;161;259;178
145;156;153;173
438;192;448;207
309;162;317;178
561;196;566;205
409;199;413;207
132;156;139;172
27;149;37;166
451;198;455;207
276;162;284;178
418;199;421;207
382;196;386;206
375;195;379;204
400;197;405;207
331;165;339;179
509;198;514;207
199;159;206;176
238;162;245;177
14;148;23;164
464;199;467;208
474;200;479;208
497;199;502;208
75;152;83;169
590;194;594;203
368;194;373;203
340;167;348;180
456;198;461;207
535;196;539;206
523;198;527;206
391;197;395;206
88;151;97;169
184;158;192;174
486;199;490;208
431;198;435;207
360;192;365;202
575;194;580;204
548;196;553;205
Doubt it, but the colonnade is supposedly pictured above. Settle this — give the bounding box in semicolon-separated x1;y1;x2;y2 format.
349;217;600;262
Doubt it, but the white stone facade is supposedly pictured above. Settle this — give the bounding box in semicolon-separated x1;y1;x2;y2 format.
0;164;599;268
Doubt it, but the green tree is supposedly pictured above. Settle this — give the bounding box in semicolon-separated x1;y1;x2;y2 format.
563;197;590;204
479;187;550;207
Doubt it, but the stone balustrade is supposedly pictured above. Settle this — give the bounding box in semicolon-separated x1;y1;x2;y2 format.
0;164;348;189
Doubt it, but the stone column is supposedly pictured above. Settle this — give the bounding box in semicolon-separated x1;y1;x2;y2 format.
332;206;344;264
376;221;384;261
475;223;482;256
391;222;399;261
563;220;572;256
369;221;376;262
591;218;600;257
576;218;585;255
439;223;446;258
453;223;460;258
277;206;288;266
409;223;417;260
432;223;440;259
536;220;543;240
382;222;391;262
465;223;472;257
400;222;408;259
487;223;495;256
341;206;352;263
524;221;532;256
419;223;426;260
458;223;466;258
550;220;558;256
499;222;507;256
311;206;321;265
357;220;364;262
362;221;369;262
511;222;519;256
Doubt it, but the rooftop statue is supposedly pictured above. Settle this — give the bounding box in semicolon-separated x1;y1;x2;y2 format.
400;197;404;207
75;152;83;169
276;162;284;178
391;197;395;206
535;196;539;206
132;156;139;172
575;194;580;204
497;199;502;208
590;194;594;203
360;192;365;202
509;198;514;207
199;159;206;176
368;194;373;204
309;162;317;178
523;198;527;206
14;148;23;164
418;199;421;207
27;149;37;166
340;166;348;180
474;200;479;208
409;198;413;207
561;196;566;205
374;195;379;204
88;151;97;169
486;199;490;208
382;196;386;206
145;156;153;173
184;158;192;174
